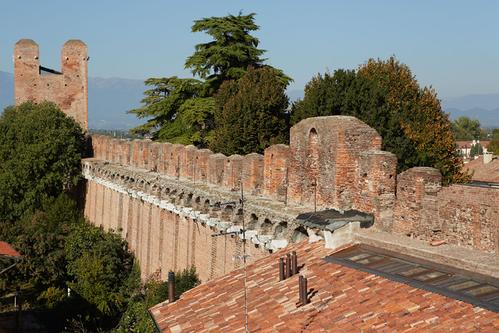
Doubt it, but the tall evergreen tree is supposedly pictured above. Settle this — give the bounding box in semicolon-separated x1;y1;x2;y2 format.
131;13;291;146
185;13;266;93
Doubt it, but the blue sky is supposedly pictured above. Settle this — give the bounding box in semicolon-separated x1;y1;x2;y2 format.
0;0;498;99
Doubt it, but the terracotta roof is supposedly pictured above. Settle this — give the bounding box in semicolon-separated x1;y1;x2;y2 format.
0;241;21;258
150;241;499;332
456;141;491;149
464;156;499;182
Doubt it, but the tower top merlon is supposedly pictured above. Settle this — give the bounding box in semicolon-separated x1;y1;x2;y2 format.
13;39;89;130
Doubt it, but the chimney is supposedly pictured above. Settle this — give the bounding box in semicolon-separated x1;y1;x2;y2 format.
298;275;309;306
285;253;291;278
291;251;298;275
483;153;493;164
279;257;285;281
168;271;176;303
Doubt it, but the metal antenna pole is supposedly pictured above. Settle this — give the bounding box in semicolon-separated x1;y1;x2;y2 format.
241;182;249;333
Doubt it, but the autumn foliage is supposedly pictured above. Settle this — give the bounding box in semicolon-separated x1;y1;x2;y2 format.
293;57;469;184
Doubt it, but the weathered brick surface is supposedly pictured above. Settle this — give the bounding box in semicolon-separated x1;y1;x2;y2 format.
208;153;227;185
223;154;243;190
180;145;197;180
357;150;397;231
263;144;289;201
194;149;212;182
242;153;264;195
393;167;442;236
158;142;172;173
394;168;498;253
14;39;88;129
166;144;184;178
288;116;383;210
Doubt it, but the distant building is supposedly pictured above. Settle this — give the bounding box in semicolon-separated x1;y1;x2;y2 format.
456;140;490;159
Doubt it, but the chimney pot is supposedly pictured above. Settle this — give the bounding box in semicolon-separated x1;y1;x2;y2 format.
168;271;176;303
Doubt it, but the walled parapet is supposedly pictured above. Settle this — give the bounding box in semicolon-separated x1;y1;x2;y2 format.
436;185;498;253
194;149;212;182
223;155;243;191
357;150;398;230
393;167;442;236
87;115;497;255
288;116;385;210
242;153;264;195
14;39;88;129
208;153;226;185
180;145;197;180
263;144;289;201
393;167;498;254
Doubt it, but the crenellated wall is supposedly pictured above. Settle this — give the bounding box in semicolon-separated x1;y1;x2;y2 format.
84;116;498;282
14;39;88;129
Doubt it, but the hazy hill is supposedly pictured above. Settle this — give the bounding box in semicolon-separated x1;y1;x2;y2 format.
1;71;497;129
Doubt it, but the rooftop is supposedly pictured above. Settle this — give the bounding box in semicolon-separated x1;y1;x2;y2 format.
150;239;499;332
0;241;21;259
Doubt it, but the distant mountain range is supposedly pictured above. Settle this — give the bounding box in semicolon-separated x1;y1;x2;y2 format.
1;71;498;129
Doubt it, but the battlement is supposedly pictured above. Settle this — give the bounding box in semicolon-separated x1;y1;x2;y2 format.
89;116;498;256
14;39;88;129
91;116;397;222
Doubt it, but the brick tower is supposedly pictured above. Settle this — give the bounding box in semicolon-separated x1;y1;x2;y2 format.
14;39;88;130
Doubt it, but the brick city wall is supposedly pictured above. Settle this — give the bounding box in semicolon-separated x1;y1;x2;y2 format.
394;168;498;253
14;39;88;129
84;116;498;283
90;115;398;225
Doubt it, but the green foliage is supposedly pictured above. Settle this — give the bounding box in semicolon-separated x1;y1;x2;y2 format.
1;195;82;303
292;57;468;184
488;129;499;155
492;128;499;141
185;12;265;92
470;143;484;158
114;267;200;333
488;140;499;155
113;298;156;333
211;67;290;155
131;13;291;148
452;116;482;140
65;223;138;319
128;77;215;146
0;101;85;223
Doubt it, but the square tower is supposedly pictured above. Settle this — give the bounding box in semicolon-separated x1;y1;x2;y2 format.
14;39;88;130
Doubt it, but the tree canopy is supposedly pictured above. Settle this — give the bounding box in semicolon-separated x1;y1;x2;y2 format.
130;13;291;147
128;77;215;145
211;67;289;155
0;102;85;224
292;57;469;184
452;116;482;140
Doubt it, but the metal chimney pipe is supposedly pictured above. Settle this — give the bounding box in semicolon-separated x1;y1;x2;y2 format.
291;251;298;275
279;257;285;281
168;271;175;303
298;275;304;305
286;253;291;278
303;277;309;305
